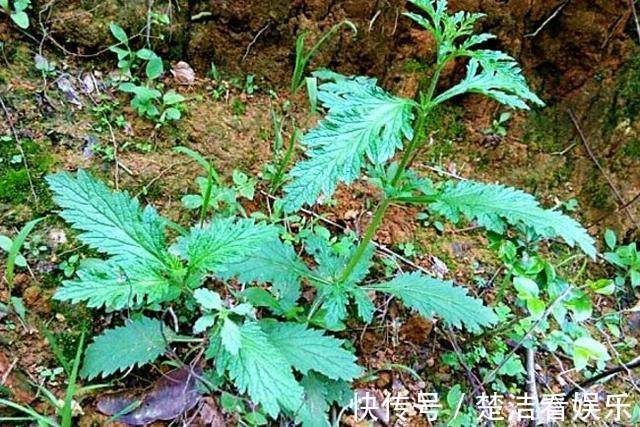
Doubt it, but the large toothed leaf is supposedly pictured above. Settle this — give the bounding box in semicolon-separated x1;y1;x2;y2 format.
261;320;362;381
225;322;304;418
81;316;174;380
54;259;179;310
372;272;497;332
175;218;279;275
430;180;596;258
218;239;311;306
283;71;416;211
295;373;331;427
46;170;169;267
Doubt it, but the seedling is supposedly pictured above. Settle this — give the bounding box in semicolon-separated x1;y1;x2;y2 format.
290;20;357;94
0;0;30;29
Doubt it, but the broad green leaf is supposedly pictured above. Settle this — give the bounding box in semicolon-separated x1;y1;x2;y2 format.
194;288;223;311
145;56;164;80
296;373;330;427
175;217;279;276
46;170;170;267
181;194;203;209
587;279;615;295
0;0;9;10
221;318;241;355
54;258;179;310
225;322;304;418
430;181;596;258
81;316;174;379
163;91;185;105
283;71;416;211
261;320;362;381
572;336;610;371
109;23;128;44
10;11;29;29
219;239;311;306
372;271;497;332
513;277;539;300
604;229;616;250
136;48;155;60
163;107;181;121
193;314;216;333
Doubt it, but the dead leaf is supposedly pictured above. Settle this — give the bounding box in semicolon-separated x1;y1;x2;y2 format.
97;366;202;425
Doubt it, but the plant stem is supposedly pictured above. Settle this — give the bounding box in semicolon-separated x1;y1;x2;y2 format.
337;65;443;284
337;198;390;283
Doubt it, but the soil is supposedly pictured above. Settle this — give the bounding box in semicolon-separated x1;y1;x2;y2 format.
1;0;639;425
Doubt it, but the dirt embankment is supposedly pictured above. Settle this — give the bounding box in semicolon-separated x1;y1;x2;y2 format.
13;0;640;235
38;0;630;95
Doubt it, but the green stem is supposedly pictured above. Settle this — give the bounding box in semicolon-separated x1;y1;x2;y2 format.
337;198;390;283
336;64;443;284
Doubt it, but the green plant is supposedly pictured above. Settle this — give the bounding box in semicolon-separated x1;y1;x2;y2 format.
290;20;357;94
118;83;185;124
262;106;299;192
0;0;30;29
0;332;86;427
484;111;511;137
44;1;601;425
108;22;185;126
604;228;640;289
1;218;42;313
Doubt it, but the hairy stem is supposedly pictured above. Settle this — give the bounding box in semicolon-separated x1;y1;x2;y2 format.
337;65;443;283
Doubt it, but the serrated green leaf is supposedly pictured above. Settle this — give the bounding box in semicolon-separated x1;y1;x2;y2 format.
219;239;310;307
283;72;415;211
225;322;304;418
296;373;330;427
430;180;596;258
54;258;178;310
194;288;222;311
372;271;497;332
221;318;241;355
261;320;362;381
46;170;170;267
81;316;174;379
433;51;544;109
175;218;279;276
193;314;216;333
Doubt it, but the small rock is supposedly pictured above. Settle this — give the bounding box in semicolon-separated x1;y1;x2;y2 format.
170;61;196;85
48;228;67;248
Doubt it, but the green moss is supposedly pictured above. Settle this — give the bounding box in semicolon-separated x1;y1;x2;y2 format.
623;138;640;159
524;107;573;153
231;97;247;116
581;169;613;210
613;53;640;122
423;104;465;160
0;138;54;208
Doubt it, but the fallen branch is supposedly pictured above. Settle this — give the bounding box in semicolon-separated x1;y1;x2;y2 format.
567;109;638;229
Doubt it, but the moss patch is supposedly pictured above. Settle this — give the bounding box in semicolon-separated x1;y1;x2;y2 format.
0;138;54;208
